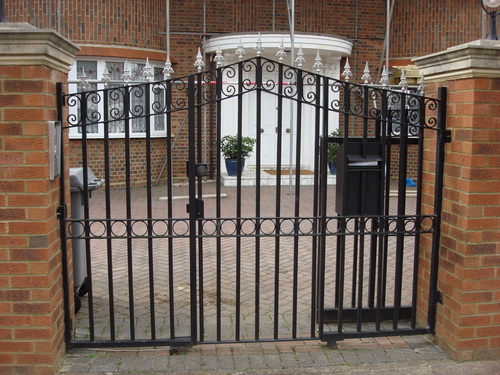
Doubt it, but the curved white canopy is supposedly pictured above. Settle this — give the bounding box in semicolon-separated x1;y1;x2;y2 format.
205;32;352;64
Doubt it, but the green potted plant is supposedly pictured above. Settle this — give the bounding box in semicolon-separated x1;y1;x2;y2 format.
327;128;342;175
220;134;256;176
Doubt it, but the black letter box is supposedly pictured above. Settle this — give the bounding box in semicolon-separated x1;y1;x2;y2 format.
335;140;383;216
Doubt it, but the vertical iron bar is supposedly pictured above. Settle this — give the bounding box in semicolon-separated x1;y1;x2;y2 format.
382;108;393;308
428;87;447;333
351;220;359;308
393;92;408;330
356;219;365;331
375;216;386;331
357;85;370;319
215;64;223;342
273;62;284;340
166;79;176;340
196;72;205;342
80;92;95;341
235;62;244;341
362;85;369;157
368;218;378;308
187;75;198;345
317;75;330;338
374;96;391;331
311;71;321;338
124;86;135;340
209;76;215;180
292;68;303;339
368;111;383;308
337;81;351;333
254;57;262;340
103;88;116;341
334;228;341;309
57;82;73;348
144;84;156;340
376;91;389;330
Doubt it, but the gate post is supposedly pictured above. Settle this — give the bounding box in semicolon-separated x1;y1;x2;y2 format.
0;23;79;373
414;39;500;361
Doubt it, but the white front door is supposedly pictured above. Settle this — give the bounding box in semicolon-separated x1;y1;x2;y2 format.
247;80;296;169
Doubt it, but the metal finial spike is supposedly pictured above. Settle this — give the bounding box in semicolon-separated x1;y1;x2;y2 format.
235;38;246;61
341;58;352;81
276;39;287;62
163;55;174;80
418;73;426;95
194;47;206;72
312;50;324;73
361;61;371;84
101;63;111;88
295;45;306;68
399;69;408;93
122;60;132;83
214;44;225;68
379;65;389;87
142;57;154;81
79;67;89;89
254;32;265;56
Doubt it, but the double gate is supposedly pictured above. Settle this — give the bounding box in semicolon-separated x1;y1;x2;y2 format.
58;57;448;348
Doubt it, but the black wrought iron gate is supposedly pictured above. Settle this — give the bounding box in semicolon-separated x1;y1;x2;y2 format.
58;57;448;349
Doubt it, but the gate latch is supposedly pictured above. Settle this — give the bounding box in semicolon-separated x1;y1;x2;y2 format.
186;198;204;219
442;130;452;143
433;290;443;305
56;204;67;220
186;161;208;178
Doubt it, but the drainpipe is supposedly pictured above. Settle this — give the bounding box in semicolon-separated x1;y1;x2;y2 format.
202;0;208;167
166;0;170;57
273;0;276;31
386;0;390;73
57;0;62;33
0;0;8;22
377;0;395;84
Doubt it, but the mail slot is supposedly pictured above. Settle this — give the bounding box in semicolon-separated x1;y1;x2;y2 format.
335;140;384;216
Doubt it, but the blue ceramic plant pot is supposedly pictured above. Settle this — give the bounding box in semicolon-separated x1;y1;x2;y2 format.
328;162;337;175
225;158;245;176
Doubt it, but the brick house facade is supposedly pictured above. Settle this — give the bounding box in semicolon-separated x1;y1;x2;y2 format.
4;0;486;184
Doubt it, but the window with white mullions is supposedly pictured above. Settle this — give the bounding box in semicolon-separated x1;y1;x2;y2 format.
68;59;168;139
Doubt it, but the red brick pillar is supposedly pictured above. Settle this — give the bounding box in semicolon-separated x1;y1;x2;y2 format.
0;23;79;374
414;40;500;361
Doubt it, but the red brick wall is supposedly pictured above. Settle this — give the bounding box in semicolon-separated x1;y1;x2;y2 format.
5;0;168;52
391;0;482;64
419;77;500;361
389;144;419;180
168;0;386;79
69;138;172;188
0;58;73;373
4;1;387;79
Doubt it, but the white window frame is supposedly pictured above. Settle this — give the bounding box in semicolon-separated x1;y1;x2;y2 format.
67;58;167;139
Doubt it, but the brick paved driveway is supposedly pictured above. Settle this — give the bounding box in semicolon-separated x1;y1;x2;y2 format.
73;181;419;344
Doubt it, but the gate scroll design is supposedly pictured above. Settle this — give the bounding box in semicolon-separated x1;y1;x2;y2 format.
58;56;448;349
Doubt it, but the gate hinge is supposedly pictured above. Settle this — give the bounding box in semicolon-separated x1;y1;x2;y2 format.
442;130;452;143
433;290;443;305
57;204;67;220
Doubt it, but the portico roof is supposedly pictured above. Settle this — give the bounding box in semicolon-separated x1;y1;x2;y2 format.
205;32;353;63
